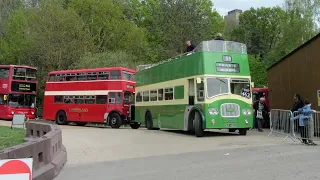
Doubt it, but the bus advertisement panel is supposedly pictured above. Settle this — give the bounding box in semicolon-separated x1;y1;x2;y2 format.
42;67;137;128
0;65;37;120
133;40;253;137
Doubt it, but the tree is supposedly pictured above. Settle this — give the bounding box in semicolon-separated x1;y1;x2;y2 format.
265;0;320;65
228;7;287;58
0;0;23;35
248;55;268;88
127;0;225;61
67;0;149;58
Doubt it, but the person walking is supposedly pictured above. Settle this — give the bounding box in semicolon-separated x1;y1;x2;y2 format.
253;97;269;132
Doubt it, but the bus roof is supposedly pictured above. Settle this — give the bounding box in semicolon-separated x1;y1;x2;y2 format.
48;67;136;74
0;65;37;70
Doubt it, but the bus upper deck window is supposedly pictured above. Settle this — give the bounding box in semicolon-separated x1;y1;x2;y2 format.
110;70;120;79
48;74;55;81
98;71;109;80
0;68;9;79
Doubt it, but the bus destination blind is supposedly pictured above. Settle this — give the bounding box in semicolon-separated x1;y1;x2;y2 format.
216;62;240;73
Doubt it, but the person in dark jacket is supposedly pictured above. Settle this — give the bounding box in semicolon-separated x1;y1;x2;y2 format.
185;41;196;53
291;94;304;112
253;97;269;132
215;33;224;40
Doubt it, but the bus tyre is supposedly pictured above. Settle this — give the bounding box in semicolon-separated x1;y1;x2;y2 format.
56;111;68;125
239;129;247;135
194;111;203;137
130;123;140;129
110;113;122;128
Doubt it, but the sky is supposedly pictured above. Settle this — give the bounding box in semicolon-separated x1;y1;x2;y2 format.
213;0;284;16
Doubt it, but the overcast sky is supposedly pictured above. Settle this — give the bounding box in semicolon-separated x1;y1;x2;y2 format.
213;0;284;16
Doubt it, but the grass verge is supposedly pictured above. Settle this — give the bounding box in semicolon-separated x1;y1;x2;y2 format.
0;126;26;150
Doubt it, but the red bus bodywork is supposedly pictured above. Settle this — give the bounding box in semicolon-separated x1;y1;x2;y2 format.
252;88;269;107
42;67;136;128
0;65;37;120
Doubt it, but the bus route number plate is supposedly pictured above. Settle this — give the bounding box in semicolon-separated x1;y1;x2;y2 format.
225;123;236;128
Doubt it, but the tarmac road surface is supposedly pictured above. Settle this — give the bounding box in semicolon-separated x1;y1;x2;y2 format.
55;142;320;180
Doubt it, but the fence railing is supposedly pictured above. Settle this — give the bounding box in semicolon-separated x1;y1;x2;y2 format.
268;109;320;144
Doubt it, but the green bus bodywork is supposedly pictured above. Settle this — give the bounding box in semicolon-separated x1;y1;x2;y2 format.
133;40;253;137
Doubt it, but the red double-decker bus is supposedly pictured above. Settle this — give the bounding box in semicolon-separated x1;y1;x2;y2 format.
0;65;37;120
42;67;138;128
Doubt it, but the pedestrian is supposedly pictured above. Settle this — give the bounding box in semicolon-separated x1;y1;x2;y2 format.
291;94;304;112
214;33;224;41
291;100;317;145
253;97;269;132
185;40;196;53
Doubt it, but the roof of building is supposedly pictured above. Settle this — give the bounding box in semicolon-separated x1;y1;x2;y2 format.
267;32;320;70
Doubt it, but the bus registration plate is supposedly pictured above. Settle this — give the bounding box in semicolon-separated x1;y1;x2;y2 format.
225;123;236;128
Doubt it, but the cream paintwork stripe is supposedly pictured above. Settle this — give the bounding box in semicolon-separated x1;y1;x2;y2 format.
136;74;251;88
44;90;122;96
135;75;252;106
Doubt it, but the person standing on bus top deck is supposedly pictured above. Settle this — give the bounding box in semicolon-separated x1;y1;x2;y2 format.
214;33;224;40
185;41;196;53
291;94;304;112
291;100;317;145
253;97;269;132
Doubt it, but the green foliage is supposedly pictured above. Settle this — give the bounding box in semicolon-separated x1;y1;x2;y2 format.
248;55;268;88
228;7;287;57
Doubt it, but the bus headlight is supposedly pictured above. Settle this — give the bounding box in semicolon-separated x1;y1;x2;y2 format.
242;109;252;115
208;108;219;115
31;111;34;115
11;111;14;115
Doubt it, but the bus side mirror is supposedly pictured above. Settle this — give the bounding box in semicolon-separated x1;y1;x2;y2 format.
196;78;202;84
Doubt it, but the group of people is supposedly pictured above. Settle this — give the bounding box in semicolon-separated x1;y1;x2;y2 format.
290;94;317;145
253;93;317;146
185;33;224;53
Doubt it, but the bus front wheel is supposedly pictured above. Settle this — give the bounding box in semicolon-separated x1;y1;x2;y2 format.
56;111;68;125
110;113;122;128
194;111;203;137
239;129;247;135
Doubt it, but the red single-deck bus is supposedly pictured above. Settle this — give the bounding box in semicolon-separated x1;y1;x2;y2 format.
0;65;37;119
42;67;138;128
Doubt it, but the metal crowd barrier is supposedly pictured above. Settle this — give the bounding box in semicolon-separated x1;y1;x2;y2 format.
268;109;294;142
291;111;320;143
268;109;320;144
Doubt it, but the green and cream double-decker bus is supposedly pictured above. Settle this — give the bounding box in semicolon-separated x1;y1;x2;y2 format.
133;40;253;137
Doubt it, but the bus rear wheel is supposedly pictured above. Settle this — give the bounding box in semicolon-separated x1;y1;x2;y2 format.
239;129;247;135
194;111;203;137
110;113;122;128
56;111;68;125
130;122;140;129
